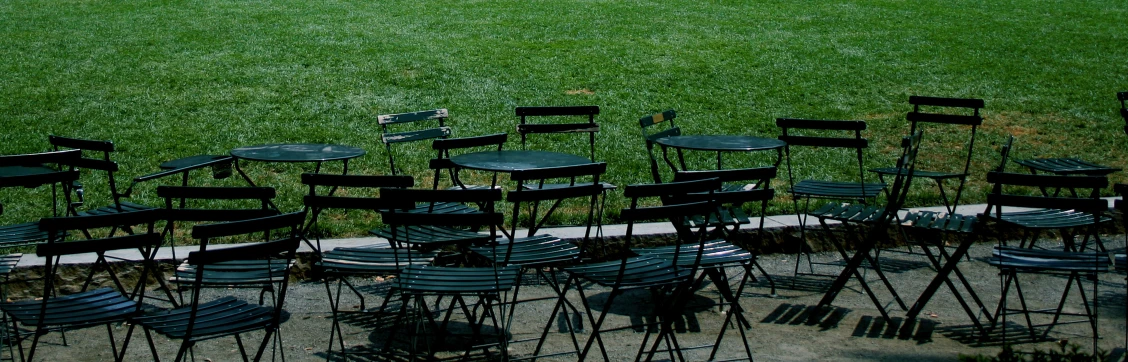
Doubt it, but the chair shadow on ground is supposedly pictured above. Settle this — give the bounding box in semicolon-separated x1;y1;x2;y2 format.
759;303;938;344
935;321;1055;347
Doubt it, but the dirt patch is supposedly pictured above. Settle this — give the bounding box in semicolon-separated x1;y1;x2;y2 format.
564;89;595;95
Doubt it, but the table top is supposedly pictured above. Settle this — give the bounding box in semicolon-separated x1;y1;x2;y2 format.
450;150;592;172
655;135;786;152
230;144;366;163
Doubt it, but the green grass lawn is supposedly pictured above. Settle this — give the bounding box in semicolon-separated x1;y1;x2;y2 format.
2;0;1127;237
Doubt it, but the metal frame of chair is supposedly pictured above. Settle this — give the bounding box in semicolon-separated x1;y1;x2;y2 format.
639;110;682;184
429;133;508;191
515;106;601;162
467;163;606;360
46;136;153;218
776;118;887;279
378;109;452;177
871;96;984;213
810;131;922;324
563;178;720;362
299;173;439;357
378;188;520;360
0;150;81;251
1;209;163;362
132;212;303;362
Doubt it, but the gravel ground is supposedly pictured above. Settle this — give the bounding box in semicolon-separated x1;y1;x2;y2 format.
7;240;1128;362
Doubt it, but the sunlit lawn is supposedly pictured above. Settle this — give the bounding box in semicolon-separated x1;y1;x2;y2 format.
2;0;1127;236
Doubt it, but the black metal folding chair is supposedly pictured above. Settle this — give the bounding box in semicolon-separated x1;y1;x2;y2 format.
46;136;154;218
429;133;508;191
987;247;1109;353
564;178;719;362
901;211;993;335
639;110;682;184
1010;93;1123;183
871;96;984;213
0;209;163;362
299;173;438;357
467;163;606;360
776;118;887;279
810;132;922;324
0;150;80;254
378;188;520;360
132;212;303;362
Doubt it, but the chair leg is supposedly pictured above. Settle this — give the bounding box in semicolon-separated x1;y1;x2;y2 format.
252;327;277;362
143;328;161;362
577;283;615;362
324;277;346;355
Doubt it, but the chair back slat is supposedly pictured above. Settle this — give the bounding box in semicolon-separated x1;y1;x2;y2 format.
711;188;776;203
516;106;599;117
985;172;1108;189
303;195;403;211
382;127;452;145
48;135;115;152
301;173;413;188
0;170;80;189
645;127;682;142
619;201;715;223
776;118;867;131
165;209;278;222
673;167;776;183
909;96;985;109
0;149;80;166
777;135;868;149
37;233;162;257
38;209;163;232
507;184;605;203
986;194;1108;213
510;163;607;182
187;237;300;266
432;133;508;151
66;157;119;172
158;186;276;200
191;211;306;240
639;110;677;127
377;109;448;125
382;211;502;227
623;178;721;198
517;123;600;134
906;112;983;126
380;187;502;204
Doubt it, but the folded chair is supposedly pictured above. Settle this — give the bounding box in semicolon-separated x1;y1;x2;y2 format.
564;178;720;362
299;173;438;357
1011;93;1124;183
811;132;922;324
639;110;682;183
132;212;303;362
871;96;984;213
378;188;520;360
0;209;164;362
47;136;153;218
776;118;886;278
467;163;606;360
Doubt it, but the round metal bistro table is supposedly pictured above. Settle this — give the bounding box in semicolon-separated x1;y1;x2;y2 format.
654;135;786;173
449;150;592;173
229;143;366;190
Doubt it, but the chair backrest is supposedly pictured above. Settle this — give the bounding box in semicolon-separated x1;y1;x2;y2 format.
158;186;278;223
379;187;503;254
515;106;601;161
36;209;164;300
507;163;606;242
301;173;414;252
775;118;872;196
638;110;681;183
183;221;300;339
907;96;984;177
621;178;723;270
429;133;508;190
378;109;452;176
191;210;306;252
0;150;81;218
672;166;777;230
48;135;123;209
984;171;1108;220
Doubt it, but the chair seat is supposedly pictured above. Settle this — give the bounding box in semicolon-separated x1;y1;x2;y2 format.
369;225;493;247
870;167;966;180
810;202;884;223
172;260;293;287
470;234;579;267
987;209;1111;229
132;296;275;340
988;246;1111;272
1115;254;1126;273
633;240;751;267
392;265;521;294
1;287;140;327
1014;158;1121;176
77;201;156;217
565;256;691;288
319;245;437;275
901;211;977;233
0;222;49;249
789;180;885;199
